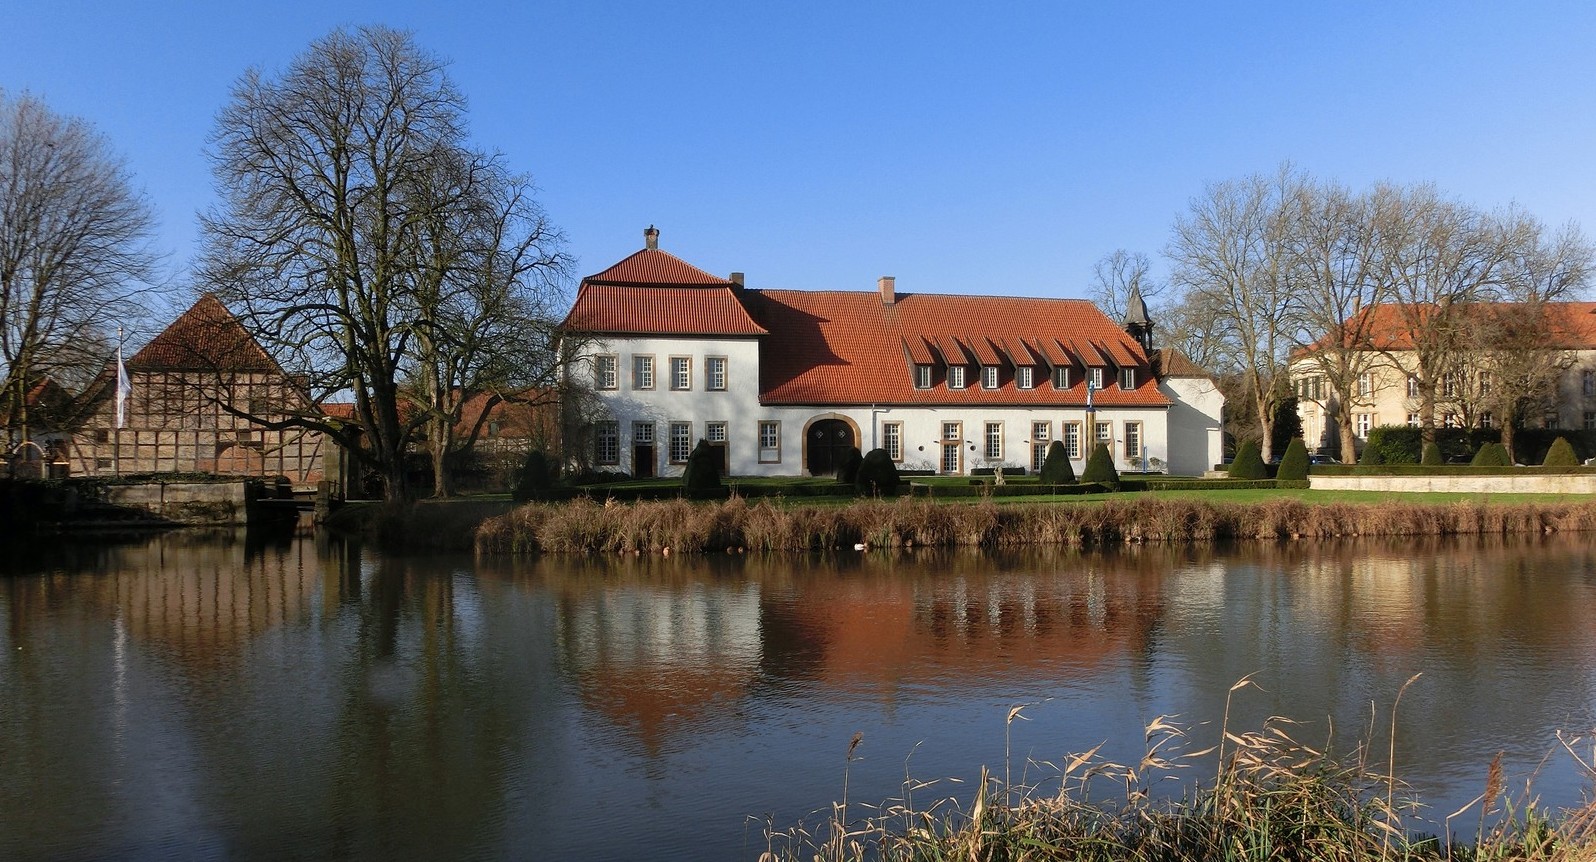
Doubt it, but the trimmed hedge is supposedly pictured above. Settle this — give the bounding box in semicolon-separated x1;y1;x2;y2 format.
1039;439;1076;484
1312;464;1593;477
1472;442;1511;467
1081;443;1119;486
1229;440;1267;479
910;482;1109;498
1544;437;1579;467
1421;442;1443;466
856;448;901;496
1277;439;1309;481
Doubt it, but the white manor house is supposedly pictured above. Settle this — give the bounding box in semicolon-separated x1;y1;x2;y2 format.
562;228;1224;478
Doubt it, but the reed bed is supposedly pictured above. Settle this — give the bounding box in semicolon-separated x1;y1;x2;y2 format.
473;495;1596;555
759;683;1596;862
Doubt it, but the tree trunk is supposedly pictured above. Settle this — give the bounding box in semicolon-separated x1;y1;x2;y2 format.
430;422;452;498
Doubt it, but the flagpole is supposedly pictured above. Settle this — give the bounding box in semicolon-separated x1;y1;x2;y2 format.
114;327;123;477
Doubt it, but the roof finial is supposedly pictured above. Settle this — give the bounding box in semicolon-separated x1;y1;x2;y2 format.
644;225;659;250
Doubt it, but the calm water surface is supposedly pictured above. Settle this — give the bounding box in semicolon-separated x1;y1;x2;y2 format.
3;532;1596;860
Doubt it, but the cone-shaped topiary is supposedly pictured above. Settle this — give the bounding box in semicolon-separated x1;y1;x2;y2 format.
856;448;900;496
1276;438;1309;481
1421;441;1443;466
1080;442;1119;486
683;439;722;491
512;449;555;503
1229;439;1267;479
1360;443;1384;466
1543;436;1579;467
837;446;863;483
1039;439;1075;485
1471;442;1510;467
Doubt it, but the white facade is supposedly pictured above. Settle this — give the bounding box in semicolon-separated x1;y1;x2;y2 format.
1158;377;1225;476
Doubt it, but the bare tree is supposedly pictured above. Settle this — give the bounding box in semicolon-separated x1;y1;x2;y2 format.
1089;249;1163;322
1167;166;1302;462
200;26;568;502
0;91;158;444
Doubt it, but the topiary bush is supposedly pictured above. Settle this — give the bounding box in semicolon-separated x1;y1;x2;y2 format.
1421;441;1443;466
1542;436;1579;467
837;447;863;484
1360;443;1384;466
683;439;722;492
1228;439;1267;479
856;448;901;496
1276;438;1309;481
512;449;556;503
1081;442;1119;487
1039;439;1075;485
1363;426;1420;464
1471;442;1511;467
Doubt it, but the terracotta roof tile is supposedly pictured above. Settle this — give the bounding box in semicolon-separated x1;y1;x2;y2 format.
1150;348;1212;379
1301;302;1596;355
964;336;1003;366
129;294;281;373
746;290;1168;407
562;283;767;336
583;248;736;287
902;336;935;364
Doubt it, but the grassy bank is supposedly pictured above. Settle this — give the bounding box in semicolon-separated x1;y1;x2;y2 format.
474;495;1596;554
762;697;1596;861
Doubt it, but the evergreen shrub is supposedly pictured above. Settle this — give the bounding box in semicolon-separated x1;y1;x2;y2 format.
1543;436;1579;467
856;448;901;496
1471;442;1511;467
1039;440;1075;484
683;439;722;492
1229;440;1267;479
1276;438;1309;481
837;447;863;483
1421;441;1443;466
512;449;556;503
1081;442;1119;486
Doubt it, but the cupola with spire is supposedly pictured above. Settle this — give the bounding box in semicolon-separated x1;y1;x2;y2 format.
1123;284;1154;352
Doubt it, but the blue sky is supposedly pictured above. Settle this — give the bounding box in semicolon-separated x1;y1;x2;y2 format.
6;2;1596;312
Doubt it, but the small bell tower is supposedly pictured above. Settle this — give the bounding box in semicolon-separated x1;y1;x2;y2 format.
1123;284;1154;352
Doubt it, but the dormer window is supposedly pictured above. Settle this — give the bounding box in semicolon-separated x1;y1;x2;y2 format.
1120;367;1136;389
1089;367;1105;390
981;366;999;389
1053;366;1071;390
948;366;967;389
1017;367;1034;390
914;365;932;389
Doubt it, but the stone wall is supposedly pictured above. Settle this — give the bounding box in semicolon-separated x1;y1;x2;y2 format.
105;480;257;525
1309;474;1596;494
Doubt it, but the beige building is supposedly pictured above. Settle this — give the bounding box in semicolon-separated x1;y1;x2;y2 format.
1292;302;1596;454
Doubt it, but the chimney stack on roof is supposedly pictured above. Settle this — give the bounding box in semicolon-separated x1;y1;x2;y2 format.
879;275;896;305
729;272;744;285
644;225;659;250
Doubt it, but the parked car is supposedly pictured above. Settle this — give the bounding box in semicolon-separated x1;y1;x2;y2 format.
1308;454;1340;465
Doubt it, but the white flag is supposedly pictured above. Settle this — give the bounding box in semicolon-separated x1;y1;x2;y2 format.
115;346;133;429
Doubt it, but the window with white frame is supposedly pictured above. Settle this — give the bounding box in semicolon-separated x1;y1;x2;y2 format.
1031;421;1051;473
669;357;691;391
883;422;903;461
1407;376;1419;398
1355;413;1372;438
1089;367;1104;390
1479;371;1491;396
948;366;966;389
941;421;961;474
1120;367;1136;390
1095;421;1111;445
982;366;999;389
1443;412;1459;428
633;355;654;390
595;355;618;390
758;421;780;462
669;421;692;463
632;421;655;444
1053;366;1071;389
1017;367;1034;389
1586;411;1596;431
914;365;932;389
1124;421;1142;460
984;422;1003;460
1545;412;1560;429
1480;412;1495;429
706;356;727;391
594;420;619;465
1443;374;1460;399
1406;413;1420;427
706;421;727;443
1358;373;1373;398
1063;421;1081;459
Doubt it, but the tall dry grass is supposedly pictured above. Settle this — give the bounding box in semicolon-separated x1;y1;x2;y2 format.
474;495;1596;555
759;686;1596;862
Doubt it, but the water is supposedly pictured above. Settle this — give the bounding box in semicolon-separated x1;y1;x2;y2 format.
3;532;1595;860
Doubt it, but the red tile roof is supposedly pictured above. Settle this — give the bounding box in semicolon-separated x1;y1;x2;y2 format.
1299;302;1596;355
584;248;737;287
744;290;1168;407
1150;348;1212;380
130;294;281;373
562;284;768;336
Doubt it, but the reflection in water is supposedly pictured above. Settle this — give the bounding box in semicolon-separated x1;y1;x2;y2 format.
1;534;1594;861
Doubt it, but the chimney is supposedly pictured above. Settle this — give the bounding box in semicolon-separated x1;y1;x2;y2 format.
644;225;659;250
729;272;744;286
879;275;896;305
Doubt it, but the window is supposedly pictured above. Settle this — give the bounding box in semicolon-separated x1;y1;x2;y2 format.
941;421;962;474
1406;413;1421;427
1124;421;1142;460
1545;412;1560;429
669;356;691;391
1443;374;1460;399
95;457;112;469
1407;376;1420;398
706;421;727;443
948;366;966;389
984;422;1003;460
1585;370;1595;397
1063;421;1081;459
1017;367;1034;390
1479;372;1491;396
1586;411;1596;431
914;365;932;389
1355;413;1372;438
1031;421;1051;473
1358;373;1373;398
759;421;780;463
1053;366;1071;389
1120;368;1136;390
632;421;655;444
1480;412;1495;429
93;429;110;443
632;355;654;390
1089;367;1104;390
669;422;692;463
707;356;727;391
595;355;618;390
883;422;902;462
1096;421;1112;444
594;421;619;465
982;366;999;389
1443;412;1459;429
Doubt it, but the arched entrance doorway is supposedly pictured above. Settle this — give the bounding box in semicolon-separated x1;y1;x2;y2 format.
805;418;855;477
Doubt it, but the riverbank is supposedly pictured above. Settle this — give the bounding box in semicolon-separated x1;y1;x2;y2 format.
474;494;1596;554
